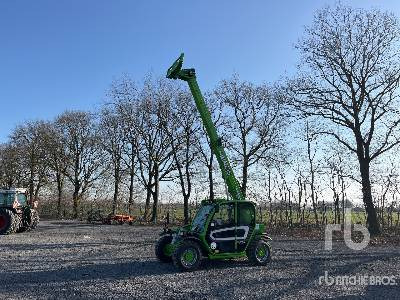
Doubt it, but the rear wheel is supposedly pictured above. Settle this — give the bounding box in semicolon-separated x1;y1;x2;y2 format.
155;235;173;263
247;238;271;265
0;208;18;235
172;240;202;271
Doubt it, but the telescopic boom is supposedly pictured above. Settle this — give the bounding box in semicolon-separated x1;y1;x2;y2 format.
166;53;244;202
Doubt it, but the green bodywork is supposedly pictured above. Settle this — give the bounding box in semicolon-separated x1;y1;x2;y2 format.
164;199;267;259
162;54;269;260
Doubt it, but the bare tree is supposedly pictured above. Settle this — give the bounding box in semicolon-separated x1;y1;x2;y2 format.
57;111;105;218
0;143;25;189
109;76;139;214
164;90;200;224
10;121;49;201
289;4;400;234
135;78;175;222
215;76;285;197
42;122;69;217
305;121;319;226
99;106;126;215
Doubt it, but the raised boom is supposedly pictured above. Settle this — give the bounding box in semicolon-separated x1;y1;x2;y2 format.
166;53;244;202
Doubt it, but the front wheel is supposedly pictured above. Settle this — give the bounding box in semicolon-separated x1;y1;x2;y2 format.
155;235;173;263
172;240;202;272
247;239;271;265
30;210;39;230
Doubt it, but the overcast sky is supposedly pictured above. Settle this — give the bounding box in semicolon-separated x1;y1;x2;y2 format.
1;0;399;143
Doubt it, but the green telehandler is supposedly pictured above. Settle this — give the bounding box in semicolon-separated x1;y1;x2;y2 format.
155;54;271;271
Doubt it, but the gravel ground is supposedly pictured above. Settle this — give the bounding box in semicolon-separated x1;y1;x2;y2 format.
0;220;399;300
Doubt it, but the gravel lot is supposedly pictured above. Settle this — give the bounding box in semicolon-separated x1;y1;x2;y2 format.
0;220;399;300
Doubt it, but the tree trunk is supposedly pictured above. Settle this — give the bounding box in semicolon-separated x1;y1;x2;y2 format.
128;156;135;214
127;146;136;215
73;155;80;219
112;166;120;215
241;156;249;197
56;172;63;218
128;171;134;214
143;169;154;221
73;185;79;219
29;163;34;201
144;188;151;221
359;159;380;235
310;172;319;226
184;195;190;224
151;164;159;224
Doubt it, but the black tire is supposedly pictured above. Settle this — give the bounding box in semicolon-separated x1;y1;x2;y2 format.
155;235;173;263
247;238;271;265
16;214;29;233
30;210;39;230
172;240;202;272
17;209;38;232
0;208;18;235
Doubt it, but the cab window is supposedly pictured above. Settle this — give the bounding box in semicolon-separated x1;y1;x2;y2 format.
238;202;255;226
17;193;27;206
0;193;15;206
212;203;235;227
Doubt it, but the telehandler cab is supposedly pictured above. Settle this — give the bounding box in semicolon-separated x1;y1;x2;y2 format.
155;54;272;271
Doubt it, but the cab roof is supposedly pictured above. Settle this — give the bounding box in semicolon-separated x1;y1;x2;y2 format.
0;188;28;194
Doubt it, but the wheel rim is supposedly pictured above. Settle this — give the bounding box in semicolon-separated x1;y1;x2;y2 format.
256;243;270;262
181;248;197;267
162;243;171;256
0;215;6;230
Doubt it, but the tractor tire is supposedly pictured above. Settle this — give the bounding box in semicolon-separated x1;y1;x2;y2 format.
16;217;31;233
247;238;271;266
0;208;18;235
172;240;202;272
30;210;39;230
17;209;39;232
16;214;30;233
155;235;173;263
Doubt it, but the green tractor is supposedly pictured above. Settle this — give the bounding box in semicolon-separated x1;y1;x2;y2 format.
155;54;271;271
0;188;40;235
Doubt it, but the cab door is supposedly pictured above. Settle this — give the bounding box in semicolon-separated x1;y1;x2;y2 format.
207;203;236;252
236;202;256;252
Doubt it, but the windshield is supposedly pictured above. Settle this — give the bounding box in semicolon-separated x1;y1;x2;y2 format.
191;205;214;233
17;193;27;206
0;193;15;206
